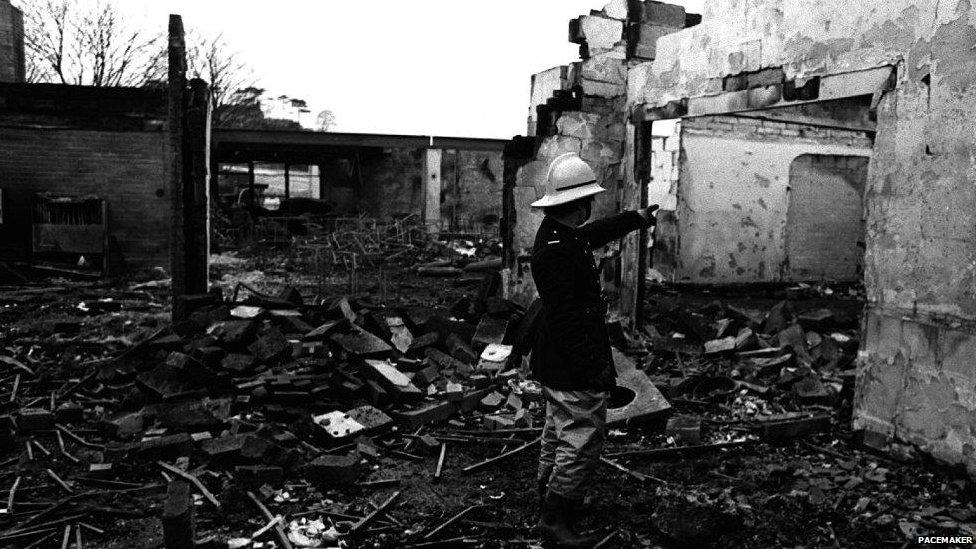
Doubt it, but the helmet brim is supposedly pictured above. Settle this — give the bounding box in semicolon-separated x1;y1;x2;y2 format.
531;183;606;208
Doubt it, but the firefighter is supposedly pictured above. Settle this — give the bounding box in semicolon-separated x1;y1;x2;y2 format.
530;152;657;546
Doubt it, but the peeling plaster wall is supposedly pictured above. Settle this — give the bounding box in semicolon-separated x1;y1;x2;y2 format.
627;0;976;472
673;115;872;283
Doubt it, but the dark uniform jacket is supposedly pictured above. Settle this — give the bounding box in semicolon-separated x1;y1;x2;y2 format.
530;211;652;391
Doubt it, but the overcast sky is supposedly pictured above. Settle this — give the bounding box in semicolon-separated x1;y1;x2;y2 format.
111;1;703;138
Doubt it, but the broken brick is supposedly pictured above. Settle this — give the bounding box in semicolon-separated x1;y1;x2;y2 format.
234;465;283;488
391;400;456;430
704;337;737;355
362;360;423;404
17;408;54;432
304;451;360;487
479;392;505;412
331;328;393;358
346;405;394;434
405;332;440;358
472;316;509;349
248;328;293;364
200;434;248;460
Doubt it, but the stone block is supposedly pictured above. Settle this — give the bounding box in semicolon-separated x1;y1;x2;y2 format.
406;332;440;358
385;316;413;353
211;320;256;347
444;382;464;402
636;1;685;27
704;337;737;355
362;360;423;404
571;15;624;54
304;451;360;487
200;434;248;459
346;405;394;434
603;0;628;19
479;391;505;412
248;328;293;364
220;353;255;373
331;328;393;358
414;434;442;456
472;316;510;349
579;53;628;85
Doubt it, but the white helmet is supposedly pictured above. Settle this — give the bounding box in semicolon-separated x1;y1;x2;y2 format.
531;152;605;208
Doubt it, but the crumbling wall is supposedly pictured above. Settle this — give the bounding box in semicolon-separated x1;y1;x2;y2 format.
673;115;871;283
506;0;692;311
626;0;976;472
0;0;24;83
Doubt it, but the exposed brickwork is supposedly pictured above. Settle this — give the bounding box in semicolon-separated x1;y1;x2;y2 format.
0;128;171;269
0;0;24;83
683;115;874;148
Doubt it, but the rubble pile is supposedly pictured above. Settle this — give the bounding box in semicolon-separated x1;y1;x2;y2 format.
0;276;548;548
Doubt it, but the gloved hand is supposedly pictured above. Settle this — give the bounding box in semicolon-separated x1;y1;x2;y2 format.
637;205;660;225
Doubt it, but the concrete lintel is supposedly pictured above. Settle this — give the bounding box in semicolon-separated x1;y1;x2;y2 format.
636;65;896;121
632;98;687;122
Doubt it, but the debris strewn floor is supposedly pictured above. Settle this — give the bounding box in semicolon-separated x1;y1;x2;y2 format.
0;248;973;549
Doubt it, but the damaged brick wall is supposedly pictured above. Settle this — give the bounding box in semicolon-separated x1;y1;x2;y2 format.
0;84;171;271
626;0;976;472
666;114;872;283
0;0;24;83
505;0;691;312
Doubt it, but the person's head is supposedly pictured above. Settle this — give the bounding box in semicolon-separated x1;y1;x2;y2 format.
544;196;594;227
531;153;605;223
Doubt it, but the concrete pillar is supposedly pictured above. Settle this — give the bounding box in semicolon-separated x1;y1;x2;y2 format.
0;0;24;83
423;148;442;231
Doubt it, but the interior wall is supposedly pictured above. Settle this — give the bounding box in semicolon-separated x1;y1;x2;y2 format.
672;114;872;283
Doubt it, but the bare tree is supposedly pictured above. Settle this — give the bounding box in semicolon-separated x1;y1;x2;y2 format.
186;31;253;109
316;110;336;132
18;0;162;87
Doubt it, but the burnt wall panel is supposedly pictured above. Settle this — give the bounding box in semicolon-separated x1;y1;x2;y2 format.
359;148;424;219
786;154;867;281
440;150;504;233
0;128;170;269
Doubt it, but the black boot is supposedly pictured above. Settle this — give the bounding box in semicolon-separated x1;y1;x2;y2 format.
536;491;599;548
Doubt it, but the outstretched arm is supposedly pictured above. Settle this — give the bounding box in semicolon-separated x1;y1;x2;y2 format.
577;207;657;249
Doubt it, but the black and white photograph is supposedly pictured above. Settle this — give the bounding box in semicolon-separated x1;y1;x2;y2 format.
0;0;974;547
